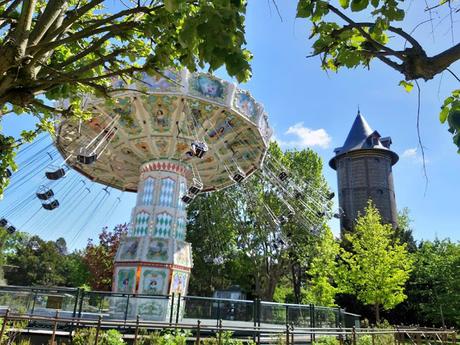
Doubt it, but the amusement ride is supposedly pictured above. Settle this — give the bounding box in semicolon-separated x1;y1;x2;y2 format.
0;70;338;320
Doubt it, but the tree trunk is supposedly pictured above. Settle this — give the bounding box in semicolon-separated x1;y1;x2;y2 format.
374;303;380;324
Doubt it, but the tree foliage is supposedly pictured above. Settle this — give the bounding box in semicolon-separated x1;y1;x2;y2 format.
83;224;126;291
295;0;460;151
187;142;331;301
338;201;413;322
0;0;253;197
303;226;340;307
409;240;460;328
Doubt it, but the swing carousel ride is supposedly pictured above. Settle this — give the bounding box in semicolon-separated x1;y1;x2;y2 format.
0;69;337;321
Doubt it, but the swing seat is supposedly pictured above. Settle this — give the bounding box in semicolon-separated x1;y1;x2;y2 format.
181;194;194;204
278;171;288;181
278;215;289;225
188;179;203;195
36;187;54;200
316;210;326;218
0;218;7;227
42;200;60;210
45;167;66;180
327;191;335;200
294;191;302;199
7;226;16;234
77;153;97;165
191;141;208;159
5;169;12;178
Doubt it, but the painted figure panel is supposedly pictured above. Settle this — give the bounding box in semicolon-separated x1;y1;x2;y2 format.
170;271;188;296
189;75;227;103
116;268;136;293
140;268;169;295
118;238;140;260
145;238;170;262
234;91;259;121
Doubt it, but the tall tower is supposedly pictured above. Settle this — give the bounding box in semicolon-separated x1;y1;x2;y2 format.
329;112;399;233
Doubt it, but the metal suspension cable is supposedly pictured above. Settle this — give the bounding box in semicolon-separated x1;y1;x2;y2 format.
68;189;110;248
19;206;43;229
16;134;49;159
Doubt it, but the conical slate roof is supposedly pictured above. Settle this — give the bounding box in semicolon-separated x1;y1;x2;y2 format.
329;112;398;169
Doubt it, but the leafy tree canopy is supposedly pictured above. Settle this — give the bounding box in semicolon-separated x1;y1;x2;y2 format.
295;0;460;151
338;200;413;322
0;0;252;196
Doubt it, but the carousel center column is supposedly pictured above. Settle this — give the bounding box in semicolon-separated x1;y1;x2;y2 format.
112;160;193;321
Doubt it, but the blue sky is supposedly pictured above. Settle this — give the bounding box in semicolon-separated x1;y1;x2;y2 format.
1;1;459;248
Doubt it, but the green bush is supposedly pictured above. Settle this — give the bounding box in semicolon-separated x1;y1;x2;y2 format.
357;335;372;345
137;329;189;345
72;328;125;345
312;336;339;345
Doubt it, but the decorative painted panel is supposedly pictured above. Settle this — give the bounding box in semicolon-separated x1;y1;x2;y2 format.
189;75;227;103
145;238;170;262
234;91;259;122
118;238;140;260
174;241;191;267
134;211;150;236
116;268;136;293
142;177;155;205
175;217;186;241
154;212;172;237
139;268;169;295
159;178;176;207
137;299;168;321
170;271;188;295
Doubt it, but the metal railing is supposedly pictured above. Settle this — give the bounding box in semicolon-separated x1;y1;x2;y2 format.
0;285;360;328
0;310;456;345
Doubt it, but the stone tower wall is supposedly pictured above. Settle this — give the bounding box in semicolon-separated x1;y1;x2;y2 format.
336;150;397;232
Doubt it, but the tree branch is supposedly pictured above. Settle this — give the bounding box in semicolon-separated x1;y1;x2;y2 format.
28;0;67;46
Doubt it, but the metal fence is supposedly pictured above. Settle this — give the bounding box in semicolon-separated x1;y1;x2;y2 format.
0;285;360;328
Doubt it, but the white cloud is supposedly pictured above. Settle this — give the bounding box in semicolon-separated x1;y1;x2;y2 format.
402;148;417;158
401;147;430;164
278;122;332;149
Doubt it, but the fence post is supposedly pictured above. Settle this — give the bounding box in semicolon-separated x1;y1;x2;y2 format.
286;324;290;345
196;320;201;345
169;293;175;326
371;327;375;345
285;304;289;328
452;331;457;345
0;309;10;342
50;310;59;345
352;326;357;345
30;290;38;315
416;332;421;345
72;288;80;319
124;294;130;327
175;293;181;326
94;315;102;345
216;299;221;328
290;323;294;345
133;315;140;345
339;323;344;345
218;319;223;345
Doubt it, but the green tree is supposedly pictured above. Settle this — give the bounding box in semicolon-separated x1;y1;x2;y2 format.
61;251;90;287
0;226;25;284
303;227;340;307
395;208;417;253
0;0;253;197
5;235;67;286
295;0;460;151
187;142;331;301
409;240;460;328
338;200;413;322
84;224;125;291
